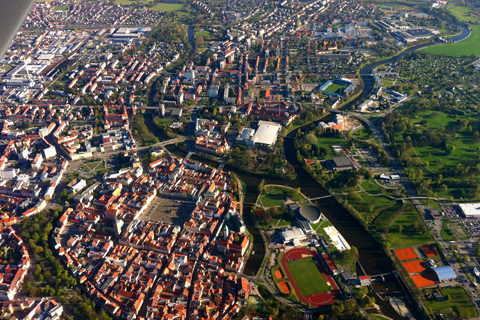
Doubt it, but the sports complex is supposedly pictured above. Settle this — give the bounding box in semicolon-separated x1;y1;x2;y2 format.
280;248;341;306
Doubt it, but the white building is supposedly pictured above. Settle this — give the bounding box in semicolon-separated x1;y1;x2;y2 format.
31;153;43;171
254;121;282;147
185;70;196;81
281;227;307;244
459;203;480;218
1;168;18;180
209;85;219;98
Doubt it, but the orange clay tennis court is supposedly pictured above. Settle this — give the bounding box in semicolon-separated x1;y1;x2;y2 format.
402;260;426;274
421;245;437;258
394;248;418;261
279;281;290;294
412;273;436;288
275;270;283;280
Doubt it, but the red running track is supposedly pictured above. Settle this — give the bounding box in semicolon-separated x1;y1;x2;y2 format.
281;248;341;307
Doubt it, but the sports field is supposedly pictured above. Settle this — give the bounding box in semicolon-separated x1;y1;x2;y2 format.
286;257;330;296
394;248;418;261
421;25;480;56
402;260;426;274
274;269;282;280
420;244;437;258
278;281;290;294
411;273;436;288
324;82;348;94
282;248;340;306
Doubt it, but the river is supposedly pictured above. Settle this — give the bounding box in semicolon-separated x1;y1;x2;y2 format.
0;0;36;59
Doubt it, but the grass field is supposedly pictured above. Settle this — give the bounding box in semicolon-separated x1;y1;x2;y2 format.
447;4;480;24
344;180;403;227
247;296;263;313
54;5;69;11
81;160;108;174
325;83;349;94
387;202;433;248
421;25;480;56
114;0;136;5
260;185;306;207
316;135;350;160
399;110;479;199
441;220;455;241
286;257;330;297
151;2;184;11
451;223;469;240
197;30;213;38
425;286;478;319
260;194;284;207
352;126;374;140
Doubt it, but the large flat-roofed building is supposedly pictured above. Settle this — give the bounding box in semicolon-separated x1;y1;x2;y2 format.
459;203;480;218
254;121;282;147
393;28;434;43
236;121;282;147
281;227;307;244
326;157;354;172
236;128;256;147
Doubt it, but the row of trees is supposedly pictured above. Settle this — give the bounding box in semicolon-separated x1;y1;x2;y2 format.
133;113;159;146
19;208;113;319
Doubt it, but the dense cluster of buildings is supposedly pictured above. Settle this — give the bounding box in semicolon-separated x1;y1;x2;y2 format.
52;157;251;319
27;0;164;28
1;298;64;320
0;228;29;301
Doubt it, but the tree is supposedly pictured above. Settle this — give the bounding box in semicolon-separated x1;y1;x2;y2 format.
59;190;69;203
258;179;265;193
